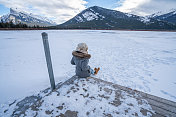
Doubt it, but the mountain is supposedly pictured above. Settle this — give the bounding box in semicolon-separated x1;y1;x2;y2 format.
56;6;176;30
0;8;56;27
149;9;176;24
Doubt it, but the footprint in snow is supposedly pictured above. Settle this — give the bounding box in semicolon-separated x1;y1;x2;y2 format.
153;78;158;81
160;90;176;99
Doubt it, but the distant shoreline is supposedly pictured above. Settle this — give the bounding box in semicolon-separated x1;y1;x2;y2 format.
0;28;176;32
0;28;48;30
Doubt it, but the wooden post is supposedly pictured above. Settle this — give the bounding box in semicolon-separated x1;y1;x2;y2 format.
41;32;55;90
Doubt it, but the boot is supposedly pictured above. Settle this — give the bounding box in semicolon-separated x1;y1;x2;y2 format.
94;67;100;75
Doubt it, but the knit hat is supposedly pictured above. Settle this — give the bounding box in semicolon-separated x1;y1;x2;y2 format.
75;43;88;54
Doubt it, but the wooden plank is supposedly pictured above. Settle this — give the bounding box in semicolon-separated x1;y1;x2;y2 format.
140;91;176;108
150;104;176;117
145;97;176;114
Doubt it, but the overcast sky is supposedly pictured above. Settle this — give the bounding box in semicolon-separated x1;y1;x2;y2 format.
0;0;176;24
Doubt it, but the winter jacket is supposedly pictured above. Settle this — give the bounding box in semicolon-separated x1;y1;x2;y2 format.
71;51;91;78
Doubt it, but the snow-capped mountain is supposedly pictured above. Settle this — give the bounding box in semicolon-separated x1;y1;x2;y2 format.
0;8;56;26
62;6;151;24
149;9;176;24
57;6;176;30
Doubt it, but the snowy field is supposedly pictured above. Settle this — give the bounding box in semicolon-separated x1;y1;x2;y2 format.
0;30;176;105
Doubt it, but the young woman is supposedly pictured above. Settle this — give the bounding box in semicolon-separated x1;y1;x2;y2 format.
71;43;100;78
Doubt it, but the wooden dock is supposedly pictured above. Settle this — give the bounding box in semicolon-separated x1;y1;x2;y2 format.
2;76;176;117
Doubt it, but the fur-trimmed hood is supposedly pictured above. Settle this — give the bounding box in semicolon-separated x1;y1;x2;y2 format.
72;51;91;59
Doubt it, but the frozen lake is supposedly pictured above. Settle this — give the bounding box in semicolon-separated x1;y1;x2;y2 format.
0;30;176;104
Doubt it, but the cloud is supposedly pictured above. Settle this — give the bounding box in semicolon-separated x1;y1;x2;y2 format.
115;0;176;16
0;0;87;24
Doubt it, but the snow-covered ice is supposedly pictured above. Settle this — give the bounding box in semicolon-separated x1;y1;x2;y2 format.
0;30;176;105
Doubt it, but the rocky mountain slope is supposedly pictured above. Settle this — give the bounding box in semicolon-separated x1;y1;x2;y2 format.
0;8;56;27
56;6;176;30
149;9;176;24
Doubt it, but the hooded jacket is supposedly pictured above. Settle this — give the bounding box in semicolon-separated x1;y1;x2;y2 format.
71;51;91;78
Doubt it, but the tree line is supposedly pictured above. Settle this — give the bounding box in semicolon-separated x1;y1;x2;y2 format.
0;20;43;28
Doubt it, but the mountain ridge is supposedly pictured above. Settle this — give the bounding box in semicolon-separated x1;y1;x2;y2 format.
0;8;56;27
55;6;176;30
149;9;176;24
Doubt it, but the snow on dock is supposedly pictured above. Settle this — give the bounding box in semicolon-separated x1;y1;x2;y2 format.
1;76;176;117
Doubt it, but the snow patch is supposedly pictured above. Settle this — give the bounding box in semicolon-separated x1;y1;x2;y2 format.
75;16;83;22
139;17;151;23
82;11;99;21
125;13;133;17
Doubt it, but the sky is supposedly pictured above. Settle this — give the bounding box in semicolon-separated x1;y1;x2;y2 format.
0;0;176;24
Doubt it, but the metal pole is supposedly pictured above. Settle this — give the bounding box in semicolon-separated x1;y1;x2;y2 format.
41;32;55;90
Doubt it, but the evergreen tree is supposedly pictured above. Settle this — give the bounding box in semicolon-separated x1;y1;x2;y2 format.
0;20;44;29
9;20;15;28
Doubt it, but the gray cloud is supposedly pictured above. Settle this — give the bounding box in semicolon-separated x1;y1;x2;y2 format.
0;0;87;24
115;0;176;16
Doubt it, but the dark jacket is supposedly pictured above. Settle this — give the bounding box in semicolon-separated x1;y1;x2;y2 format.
71;51;91;78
